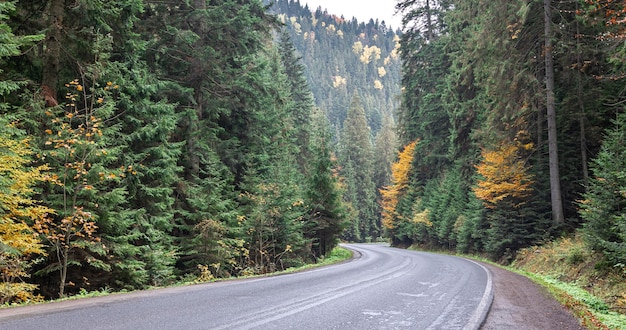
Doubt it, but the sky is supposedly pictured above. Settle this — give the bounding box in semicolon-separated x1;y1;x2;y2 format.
303;0;402;30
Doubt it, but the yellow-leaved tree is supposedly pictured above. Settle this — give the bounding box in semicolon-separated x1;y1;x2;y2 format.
472;135;539;260
380;140;418;230
473;139;534;208
0;124;51;304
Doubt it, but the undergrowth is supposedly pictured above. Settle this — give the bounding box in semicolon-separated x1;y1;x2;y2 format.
2;246;354;309
513;234;626;330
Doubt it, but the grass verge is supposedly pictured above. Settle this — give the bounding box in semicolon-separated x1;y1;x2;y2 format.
509;234;626;330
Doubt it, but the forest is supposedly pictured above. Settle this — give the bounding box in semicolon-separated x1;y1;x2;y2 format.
384;0;626;266
0;0;625;306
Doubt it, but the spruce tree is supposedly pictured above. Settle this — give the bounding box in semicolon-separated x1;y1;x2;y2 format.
306;108;348;257
581;111;626;266
278;30;314;174
340;94;379;241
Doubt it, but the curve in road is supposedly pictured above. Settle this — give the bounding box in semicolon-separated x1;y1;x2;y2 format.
0;244;492;330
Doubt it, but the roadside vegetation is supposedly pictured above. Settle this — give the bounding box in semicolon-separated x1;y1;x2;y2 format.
511;235;626;329
1;246;353;308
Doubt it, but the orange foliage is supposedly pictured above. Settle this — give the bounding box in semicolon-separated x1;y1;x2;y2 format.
583;0;626;43
34;79;118;297
380;140;418;229
473;140;534;208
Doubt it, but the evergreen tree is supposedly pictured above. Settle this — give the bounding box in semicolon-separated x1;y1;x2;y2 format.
95;0;182;291
581;111;626;267
372;117;399;192
340;94;379;241
236;46;309;273
278;29;314;174
306;108;348;257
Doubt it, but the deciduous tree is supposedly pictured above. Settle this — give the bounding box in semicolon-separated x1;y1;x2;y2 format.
0;124;49;304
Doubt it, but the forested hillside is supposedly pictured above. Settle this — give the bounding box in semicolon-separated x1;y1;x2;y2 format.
1;0;625;309
385;0;626;273
267;0;402;242
268;0;402;135
0;0;348;302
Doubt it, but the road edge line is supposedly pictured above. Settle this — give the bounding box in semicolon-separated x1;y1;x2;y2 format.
463;258;494;330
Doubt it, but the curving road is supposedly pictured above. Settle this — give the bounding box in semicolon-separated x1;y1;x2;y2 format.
0;244;492;330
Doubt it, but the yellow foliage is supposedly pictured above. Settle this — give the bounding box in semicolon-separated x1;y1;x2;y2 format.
473;139;534;208
412;209;432;227
380;140;418;229
0;128;51;304
359;45;382;64
378;66;387;77
352;41;363;55
332;75;347;88
373;80;383;90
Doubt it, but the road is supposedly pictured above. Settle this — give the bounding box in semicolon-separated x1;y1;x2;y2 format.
0;244;492;330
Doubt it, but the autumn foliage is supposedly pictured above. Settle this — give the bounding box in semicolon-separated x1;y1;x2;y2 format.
473;139;534;209
380;140;418;230
33;80;120;297
0;125;50;304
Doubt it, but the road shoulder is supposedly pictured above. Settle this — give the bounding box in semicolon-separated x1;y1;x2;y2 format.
479;262;584;330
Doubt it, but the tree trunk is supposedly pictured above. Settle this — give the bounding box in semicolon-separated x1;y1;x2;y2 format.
575;3;589;190
425;0;434;41
543;0;565;224
59;245;68;298
42;0;65;103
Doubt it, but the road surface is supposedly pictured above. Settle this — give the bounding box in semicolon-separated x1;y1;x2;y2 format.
0;243;492;329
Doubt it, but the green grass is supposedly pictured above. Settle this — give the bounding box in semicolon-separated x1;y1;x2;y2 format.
522;272;626;330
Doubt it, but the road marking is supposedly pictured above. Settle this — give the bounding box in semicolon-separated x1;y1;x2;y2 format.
462;259;494;330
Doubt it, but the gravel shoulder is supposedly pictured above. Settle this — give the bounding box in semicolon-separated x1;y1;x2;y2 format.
479;262;585;330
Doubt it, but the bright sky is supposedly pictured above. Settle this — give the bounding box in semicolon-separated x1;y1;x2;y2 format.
303;0;402;30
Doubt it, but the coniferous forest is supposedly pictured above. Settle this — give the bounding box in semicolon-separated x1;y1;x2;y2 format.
0;0;625;307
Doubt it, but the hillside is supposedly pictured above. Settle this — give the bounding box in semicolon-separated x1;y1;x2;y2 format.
268;0;402;135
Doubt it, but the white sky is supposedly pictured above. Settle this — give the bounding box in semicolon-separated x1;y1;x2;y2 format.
303;0;402;30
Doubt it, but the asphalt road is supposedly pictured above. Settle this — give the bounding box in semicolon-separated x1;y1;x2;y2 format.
0;244;492;330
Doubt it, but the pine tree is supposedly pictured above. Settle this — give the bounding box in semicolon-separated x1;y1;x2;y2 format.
103;53;181;291
372;117;399;193
236;46;309;273
544;0;565;224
